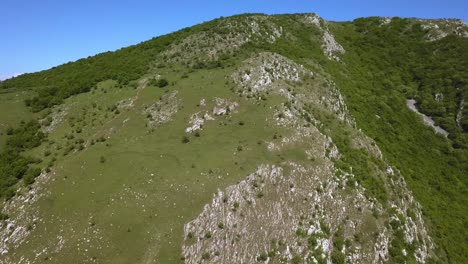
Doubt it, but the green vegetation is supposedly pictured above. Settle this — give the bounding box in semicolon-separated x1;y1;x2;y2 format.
0;13;466;264
0;61;286;263
0;120;45;198
326;17;468;263
150;78;169;88
243;14;467;263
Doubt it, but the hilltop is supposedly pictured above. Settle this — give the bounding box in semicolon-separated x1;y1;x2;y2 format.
0;13;467;264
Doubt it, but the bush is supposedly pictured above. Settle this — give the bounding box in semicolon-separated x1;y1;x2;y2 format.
256;252;268;261
182;136;190;144
201;252;210;260
99;156;106;163
151;78;169;88
0;212;9;220
331;249;345;264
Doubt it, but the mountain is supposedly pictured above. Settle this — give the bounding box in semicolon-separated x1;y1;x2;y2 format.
0;13;467;264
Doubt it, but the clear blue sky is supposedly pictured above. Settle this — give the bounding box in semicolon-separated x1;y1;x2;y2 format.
1;0;467;80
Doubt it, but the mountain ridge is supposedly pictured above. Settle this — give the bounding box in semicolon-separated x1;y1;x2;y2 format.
0;13;466;263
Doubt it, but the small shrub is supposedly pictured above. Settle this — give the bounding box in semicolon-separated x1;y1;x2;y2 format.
0;212;9;220
320;221;330;235
155;78;169;88
257;252;268;261
291;255;301;264
296;228;306;237
23;168;42;185
99;156;106;163
182;136;190;144
331;249;345;264
201;252;210;260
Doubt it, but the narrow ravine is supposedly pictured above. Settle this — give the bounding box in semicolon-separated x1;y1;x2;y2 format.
406;99;449;137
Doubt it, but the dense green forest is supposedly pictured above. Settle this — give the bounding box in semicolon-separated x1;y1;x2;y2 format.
247;15;467;262
329;17;468;263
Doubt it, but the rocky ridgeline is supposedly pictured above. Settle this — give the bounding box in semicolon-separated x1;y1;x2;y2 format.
160;14;345;65
232;52;352;124
183;51;432;263
380;17;468;41
419;19;468;41
302;14;346;61
160;15;283;65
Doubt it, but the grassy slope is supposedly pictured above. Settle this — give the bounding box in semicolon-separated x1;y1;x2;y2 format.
8;64;294;263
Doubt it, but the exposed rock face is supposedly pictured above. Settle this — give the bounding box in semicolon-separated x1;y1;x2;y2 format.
185;98;238;133
143;91;181;128
40;107;67;133
0;172;51;263
419;19;468;41
232;52;307;95
212;98;238;116
321;31;346;61
303;14;345;61
183;53;433;264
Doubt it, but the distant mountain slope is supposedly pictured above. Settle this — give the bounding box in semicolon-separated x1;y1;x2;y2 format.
0;13;466;264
